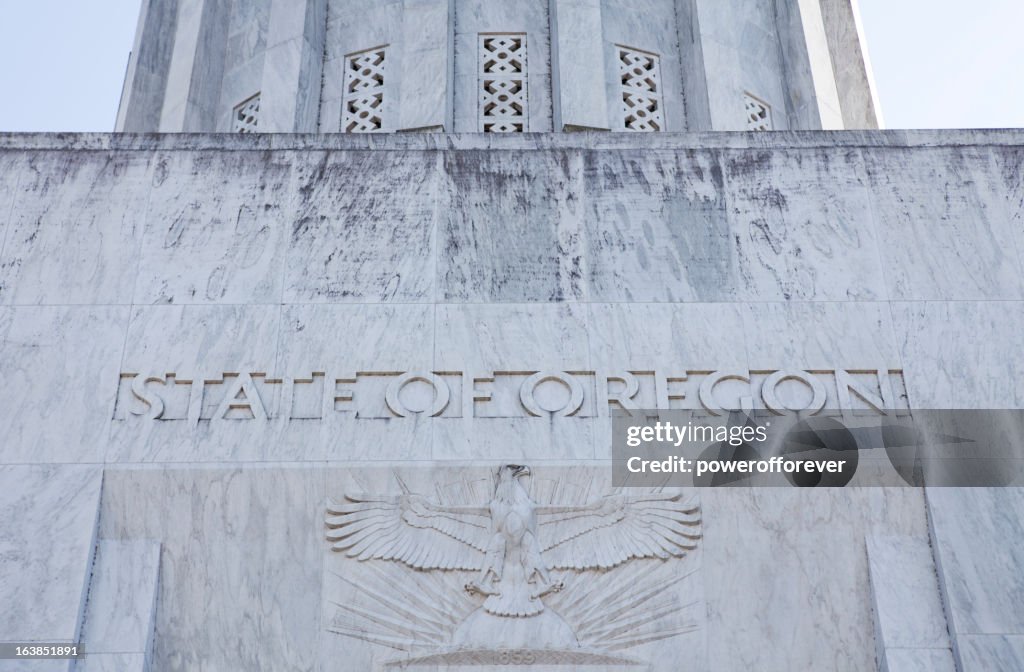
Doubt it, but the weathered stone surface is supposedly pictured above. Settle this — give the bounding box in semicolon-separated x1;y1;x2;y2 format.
99;466;323;672
0;133;1021;466
884;649;957;672
285;151;440;303
0;130;1021;670
0;466;101;646
0;153;151;305
134;151;293;305
77;653;148;672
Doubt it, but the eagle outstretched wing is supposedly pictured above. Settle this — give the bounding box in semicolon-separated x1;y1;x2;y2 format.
326;494;491;571
537;493;701;571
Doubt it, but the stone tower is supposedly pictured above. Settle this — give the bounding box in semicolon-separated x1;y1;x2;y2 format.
4;2;1024;672
116;0;881;134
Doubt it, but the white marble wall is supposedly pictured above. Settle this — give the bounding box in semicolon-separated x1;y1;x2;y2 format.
818;0;883;128
99;466;324;672
116;0;179;132
867;535;956;672
551;0;609;131
79;540;161;672
927;489;1024;671
0;466;102;672
694;0;793;130
0;130;1022;670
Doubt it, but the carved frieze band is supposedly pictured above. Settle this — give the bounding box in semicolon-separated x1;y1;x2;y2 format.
114;368;908;423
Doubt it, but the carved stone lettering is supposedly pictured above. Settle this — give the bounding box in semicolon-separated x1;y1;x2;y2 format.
385;372;451;417
518;371;585;417
114;368;910;422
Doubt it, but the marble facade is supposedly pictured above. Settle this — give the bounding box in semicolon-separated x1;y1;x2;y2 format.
0;130;1022;670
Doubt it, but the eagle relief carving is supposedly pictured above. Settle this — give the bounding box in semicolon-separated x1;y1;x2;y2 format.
324;466;704;669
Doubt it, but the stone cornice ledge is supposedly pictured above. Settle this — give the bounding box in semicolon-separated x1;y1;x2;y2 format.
0;129;1021;152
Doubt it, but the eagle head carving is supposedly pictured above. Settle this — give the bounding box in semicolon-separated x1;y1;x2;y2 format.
494;464;531;503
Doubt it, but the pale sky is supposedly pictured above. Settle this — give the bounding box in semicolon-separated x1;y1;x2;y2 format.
0;0;1021;132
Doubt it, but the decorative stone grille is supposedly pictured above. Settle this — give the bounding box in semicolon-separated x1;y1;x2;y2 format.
618;47;663;132
233;94;261;133
744;93;773;131
479;34;528;132
343;48;387;133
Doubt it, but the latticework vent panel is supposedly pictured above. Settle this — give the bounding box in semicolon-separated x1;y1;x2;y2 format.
744;93;773;131
479;34;528;133
343;48;387;133
233;94;261;133
618;47;663;132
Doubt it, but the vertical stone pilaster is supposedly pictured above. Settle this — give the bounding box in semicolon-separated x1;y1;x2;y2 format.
398;0;454;132
157;0;231;132
819;0;883;128
773;0;822;130
158;0;207;131
774;0;844;130
116;0;179;132
866;535;957;672
549;0;609;131
674;0;710;132
797;0;845;129
259;0;328;132
80;540;162;672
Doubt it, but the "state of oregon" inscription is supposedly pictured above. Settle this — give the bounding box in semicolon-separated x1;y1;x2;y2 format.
113;368;909;423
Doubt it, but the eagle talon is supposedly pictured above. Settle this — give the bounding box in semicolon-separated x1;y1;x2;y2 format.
465;581;499;597
531;580;564;599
